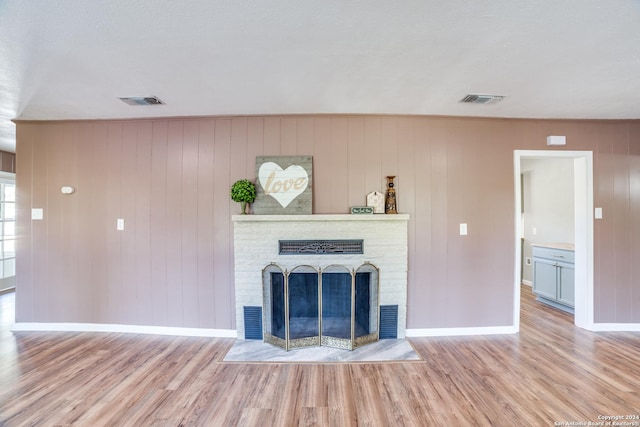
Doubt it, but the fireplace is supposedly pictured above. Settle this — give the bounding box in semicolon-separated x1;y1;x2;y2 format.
263;263;379;351
232;214;410;348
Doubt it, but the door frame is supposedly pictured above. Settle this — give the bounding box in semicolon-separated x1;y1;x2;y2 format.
513;150;594;330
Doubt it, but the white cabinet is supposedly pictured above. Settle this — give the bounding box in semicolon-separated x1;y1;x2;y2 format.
532;245;574;313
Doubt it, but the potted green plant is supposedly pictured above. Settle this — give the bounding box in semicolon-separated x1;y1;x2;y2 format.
230;179;257;214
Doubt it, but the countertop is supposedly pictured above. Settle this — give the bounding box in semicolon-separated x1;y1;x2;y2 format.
531;242;575;251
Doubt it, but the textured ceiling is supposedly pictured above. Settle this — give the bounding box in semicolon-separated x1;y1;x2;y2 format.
1;0;639;152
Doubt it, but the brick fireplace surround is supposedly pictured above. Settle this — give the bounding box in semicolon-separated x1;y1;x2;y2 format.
232;214;410;340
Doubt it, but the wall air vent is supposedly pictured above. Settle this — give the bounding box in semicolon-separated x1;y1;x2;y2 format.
119;96;165;106
459;94;505;105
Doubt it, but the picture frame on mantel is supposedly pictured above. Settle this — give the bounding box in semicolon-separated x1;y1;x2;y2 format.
253;155;313;214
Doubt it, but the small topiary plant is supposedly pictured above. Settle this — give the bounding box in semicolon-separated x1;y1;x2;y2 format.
230;179;257;214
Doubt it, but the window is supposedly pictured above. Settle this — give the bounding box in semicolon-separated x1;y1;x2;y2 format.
0;175;15;291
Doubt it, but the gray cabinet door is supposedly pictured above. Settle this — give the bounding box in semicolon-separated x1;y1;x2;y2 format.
533;258;557;300
558;263;575;307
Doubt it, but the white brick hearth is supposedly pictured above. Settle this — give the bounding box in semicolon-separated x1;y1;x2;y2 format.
232;214;410;339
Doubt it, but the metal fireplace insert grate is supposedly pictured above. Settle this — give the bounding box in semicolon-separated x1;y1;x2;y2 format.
279;239;364;255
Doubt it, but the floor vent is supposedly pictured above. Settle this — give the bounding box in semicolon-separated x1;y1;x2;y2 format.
243;306;263;340
379;305;398;339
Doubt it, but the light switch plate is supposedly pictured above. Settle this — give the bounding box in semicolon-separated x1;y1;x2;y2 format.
117;218;125;230
595;207;603;219
31;208;43;220
459;223;467;235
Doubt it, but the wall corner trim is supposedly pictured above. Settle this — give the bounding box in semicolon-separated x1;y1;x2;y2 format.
405;325;517;337
10;322;238;338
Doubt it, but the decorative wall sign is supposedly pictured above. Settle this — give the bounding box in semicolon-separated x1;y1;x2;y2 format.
254;156;313;214
350;206;374;214
366;191;385;214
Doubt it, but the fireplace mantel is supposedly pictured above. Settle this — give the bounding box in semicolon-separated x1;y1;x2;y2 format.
232;214;410;222
232;213;410;340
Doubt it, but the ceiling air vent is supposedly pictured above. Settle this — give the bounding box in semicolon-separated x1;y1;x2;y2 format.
119;96;165;106
459;94;505;105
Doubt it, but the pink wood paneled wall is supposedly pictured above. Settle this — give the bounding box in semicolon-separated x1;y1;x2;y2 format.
15;116;640;329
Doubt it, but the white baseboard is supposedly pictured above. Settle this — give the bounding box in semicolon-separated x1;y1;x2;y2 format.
406;325;517;337
587;323;640;332
10;322;238;338
521;280;532;287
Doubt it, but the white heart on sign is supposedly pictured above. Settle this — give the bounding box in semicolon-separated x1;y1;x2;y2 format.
258;162;309;208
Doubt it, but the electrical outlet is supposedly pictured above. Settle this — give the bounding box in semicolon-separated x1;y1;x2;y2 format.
526;257;532;266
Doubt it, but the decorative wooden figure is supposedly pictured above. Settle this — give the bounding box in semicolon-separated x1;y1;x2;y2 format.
385;176;397;214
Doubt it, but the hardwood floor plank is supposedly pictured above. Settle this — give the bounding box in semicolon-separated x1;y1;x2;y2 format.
1;287;640;426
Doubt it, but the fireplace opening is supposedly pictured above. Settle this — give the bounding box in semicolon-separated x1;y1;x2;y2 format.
262;263;379;351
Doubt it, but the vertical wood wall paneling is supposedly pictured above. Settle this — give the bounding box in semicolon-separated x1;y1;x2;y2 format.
280;118;297;155
213;119;232;328
134;122;153;325
166;121;185;326
347;117;366;209
106;122;124;322
196;119;216;328
330;118;349;213
408;118;432;327
121;122;140;325
227;118;249;327
460;120;486;323
397;118;416;318
14;115;640;330
312;118;332;213
428;119;449;326
297;117;315;209
594;125;616;322
263;117;281;156
42;124;63;321
90;123;109;322
74;123;94;322
230;118;249;195
296;118;314;157
150;121;169;326
15;125;34;321
380;117;399;189
397;118;416;216
478;120;518;323
611;125;632;322
61;123;81;320
246;118;265;183
181;121;201;328
444;120;468;326
363;117;382;195
630;123;640;323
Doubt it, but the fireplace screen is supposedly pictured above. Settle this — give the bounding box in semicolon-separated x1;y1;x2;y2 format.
262;263;379;351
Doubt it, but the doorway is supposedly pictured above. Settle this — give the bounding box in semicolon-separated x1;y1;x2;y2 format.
513;150;594;331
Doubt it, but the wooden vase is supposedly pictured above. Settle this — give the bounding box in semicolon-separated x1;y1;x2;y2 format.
385;176;397;214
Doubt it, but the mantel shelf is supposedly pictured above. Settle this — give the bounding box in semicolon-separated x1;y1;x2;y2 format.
232;214;410;222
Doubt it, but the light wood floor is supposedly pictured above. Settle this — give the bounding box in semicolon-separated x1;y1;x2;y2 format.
1;287;639;426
